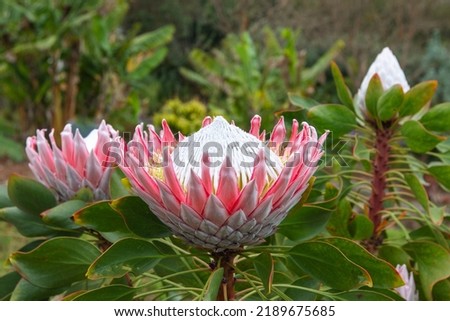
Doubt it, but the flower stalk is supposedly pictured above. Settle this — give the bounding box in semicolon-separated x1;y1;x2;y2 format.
369;124;392;227
213;250;240;301
365;122;393;252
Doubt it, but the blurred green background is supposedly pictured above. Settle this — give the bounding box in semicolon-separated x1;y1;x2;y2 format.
1;0;450;162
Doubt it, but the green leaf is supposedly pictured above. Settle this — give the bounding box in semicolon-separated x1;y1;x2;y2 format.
284;276;320;301
348;215;374;240
365;74;384;117
73;201;135;242
377;84;404;121
0;185;13;208
327;199;352;238
61;279;106;301
41;200;86;229
7;175;57;215
279;180;337;240
404;173;429;213
420;102;450;132
72;285;135;301
179;67;214;89
307;104;356;137
288;93;319;109
10;237;101;289
10;278;65;301
87;238;162;279
0;206;56;237
330;61;354;110
128;47;168;80
401;120;445;153
429;205;445;226
72;188;94;202
324;237;404;288
410;225;448;248
253;253;274;294
437;137;450;153
403;241;450;300
428;165;450;190
278;205;331;241
111;196;171;238
203;268;224;301
378;245;411;267
0;271;21;300
127;25;175;57
335;288;403;301
399;80;437;117
289;241;371;290
109;169;130;199
432;278;450;300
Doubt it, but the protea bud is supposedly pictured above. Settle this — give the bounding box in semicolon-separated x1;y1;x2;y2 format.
26;120;118;201
395;264;419;301
356;47;410;115
120;116;327;252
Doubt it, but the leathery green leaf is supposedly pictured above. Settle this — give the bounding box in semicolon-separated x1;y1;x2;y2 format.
253;253;274;294
289;241;372;290
331;61;354;110
203;268;224;301
399;80;437;117
307;104;356;137
10;237;101;289
324;237;404;288
7;174;56;215
87;238;162;279
72;285;135;301
377;84;404;121
401;120;444;153
403;241;450;300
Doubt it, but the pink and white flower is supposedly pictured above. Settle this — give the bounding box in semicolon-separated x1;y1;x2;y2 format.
26;121;118;201
120;116;327;252
356;47;410;114
395;264;419;301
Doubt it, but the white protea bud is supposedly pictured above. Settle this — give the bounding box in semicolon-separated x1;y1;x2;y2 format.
356;47;410;113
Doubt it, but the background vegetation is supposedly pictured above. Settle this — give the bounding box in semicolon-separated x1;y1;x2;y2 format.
1;1;450;142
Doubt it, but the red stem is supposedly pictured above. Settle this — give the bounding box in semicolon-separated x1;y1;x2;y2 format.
366;125;393;251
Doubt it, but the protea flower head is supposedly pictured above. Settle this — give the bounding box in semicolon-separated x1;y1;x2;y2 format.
26;121;118;201
120;116;327;252
395;264;419;301
356;47;410;114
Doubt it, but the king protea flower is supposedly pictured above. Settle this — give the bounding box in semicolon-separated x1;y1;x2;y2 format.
120;116;327;252
395;264;419;301
356;47;410;114
26;121;118;201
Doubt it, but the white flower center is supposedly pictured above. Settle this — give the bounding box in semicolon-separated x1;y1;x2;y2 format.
83;129;98;153
172;116;283;190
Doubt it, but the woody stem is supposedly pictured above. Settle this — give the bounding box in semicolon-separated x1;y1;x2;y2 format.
366;124;393;252
213;250;238;301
